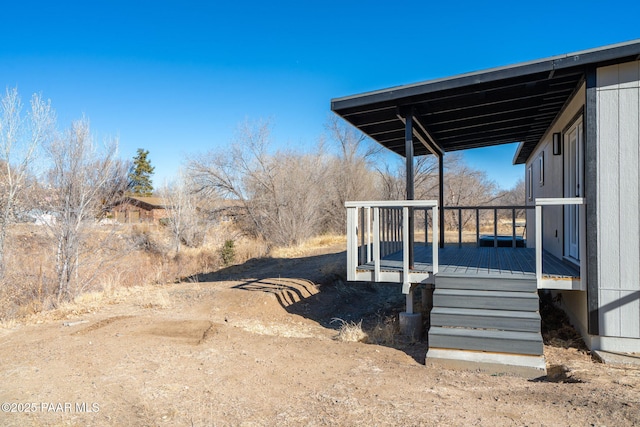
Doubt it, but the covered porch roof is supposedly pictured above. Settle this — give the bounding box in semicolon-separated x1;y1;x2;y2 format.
331;40;640;164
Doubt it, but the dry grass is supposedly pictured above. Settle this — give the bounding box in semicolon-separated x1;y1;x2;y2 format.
0;221;273;323
331;318;368;343
368;315;399;345
0;224;347;324
270;234;345;258
0;225;347;325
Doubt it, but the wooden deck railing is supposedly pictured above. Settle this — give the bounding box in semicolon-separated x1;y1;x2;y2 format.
443;205;534;248
345;200;439;292
345;198;586;292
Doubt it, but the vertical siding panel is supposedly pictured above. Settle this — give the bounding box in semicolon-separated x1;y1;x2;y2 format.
618;81;640;337
618;85;640;289
620;291;640;338
597;65;622;335
597;84;620;291
600;290;622;336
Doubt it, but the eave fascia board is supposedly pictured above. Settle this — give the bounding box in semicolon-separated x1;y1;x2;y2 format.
331;40;640;113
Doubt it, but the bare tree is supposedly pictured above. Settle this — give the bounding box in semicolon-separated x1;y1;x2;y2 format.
187;119;328;247
44;118;124;300
321;115;381;232
0;88;55;276
247;149;327;245
497;178;526;205
444;160;500;230
377;154;441;200
161;173;207;253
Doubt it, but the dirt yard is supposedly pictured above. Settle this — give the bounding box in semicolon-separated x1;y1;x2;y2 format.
1;244;639;426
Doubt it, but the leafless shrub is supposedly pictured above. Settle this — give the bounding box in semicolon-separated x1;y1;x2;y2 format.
332;318;368;343
42;118;128;300
127;224;166;254
0;88;55;277
368;315;399;345
159;174;210;252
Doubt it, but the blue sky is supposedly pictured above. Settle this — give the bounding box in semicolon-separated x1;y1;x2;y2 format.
2;1;638;190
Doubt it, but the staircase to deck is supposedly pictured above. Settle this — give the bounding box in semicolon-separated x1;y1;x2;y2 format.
426;274;546;376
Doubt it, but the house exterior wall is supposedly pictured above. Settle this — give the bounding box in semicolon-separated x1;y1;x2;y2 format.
595;60;640;342
525;83;586;259
523;83;590;345
112;202;167;224
535;61;640;351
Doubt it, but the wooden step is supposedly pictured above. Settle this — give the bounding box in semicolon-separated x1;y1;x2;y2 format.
430;307;540;332
429;327;543;356
435;274;536;292
433;289;539;312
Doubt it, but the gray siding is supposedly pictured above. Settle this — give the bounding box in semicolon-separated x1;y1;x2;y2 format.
525;84;585;259
596;61;640;339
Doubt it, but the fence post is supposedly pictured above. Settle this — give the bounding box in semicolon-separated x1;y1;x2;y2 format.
458;207;462;248
535;204;542;284
366;207;372;263
493;209;498;247
402;206;410;294
425;208;429;246
373;207;381;283
346;207;358;282
475;208;480;246
432;205;439;275
512;208;516;248
579;203;587;290
359;207;366;264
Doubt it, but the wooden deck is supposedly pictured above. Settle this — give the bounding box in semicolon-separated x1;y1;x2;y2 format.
356;245;580;280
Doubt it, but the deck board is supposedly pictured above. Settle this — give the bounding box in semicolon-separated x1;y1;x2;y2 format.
357;246;580;280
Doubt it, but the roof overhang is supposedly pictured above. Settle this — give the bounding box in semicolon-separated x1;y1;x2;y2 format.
331;40;640;164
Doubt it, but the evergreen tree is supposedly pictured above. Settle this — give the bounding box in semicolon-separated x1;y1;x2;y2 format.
128;148;155;196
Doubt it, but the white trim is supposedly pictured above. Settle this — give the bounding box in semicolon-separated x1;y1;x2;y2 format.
402;206;410;294
366;207;372;263
535;197;585;206
346;207;358;282
588;335;640;353
538;277;584;291
346;200;438;208
373;207;381;282
432;205;439;275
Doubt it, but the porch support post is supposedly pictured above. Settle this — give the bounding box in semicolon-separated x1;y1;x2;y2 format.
439;153;445;248
405;111;415;268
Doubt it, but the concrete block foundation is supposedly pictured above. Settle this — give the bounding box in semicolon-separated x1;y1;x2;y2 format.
399;312;422;340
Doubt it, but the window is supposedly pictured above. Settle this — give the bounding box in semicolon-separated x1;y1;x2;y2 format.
539;152;544;186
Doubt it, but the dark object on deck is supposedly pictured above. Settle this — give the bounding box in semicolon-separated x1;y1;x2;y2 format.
478;235;526;248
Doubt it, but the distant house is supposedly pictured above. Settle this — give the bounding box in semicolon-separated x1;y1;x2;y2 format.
111;196;169;224
332;39;640;376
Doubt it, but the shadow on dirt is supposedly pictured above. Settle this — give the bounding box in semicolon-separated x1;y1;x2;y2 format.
186;250;428;363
